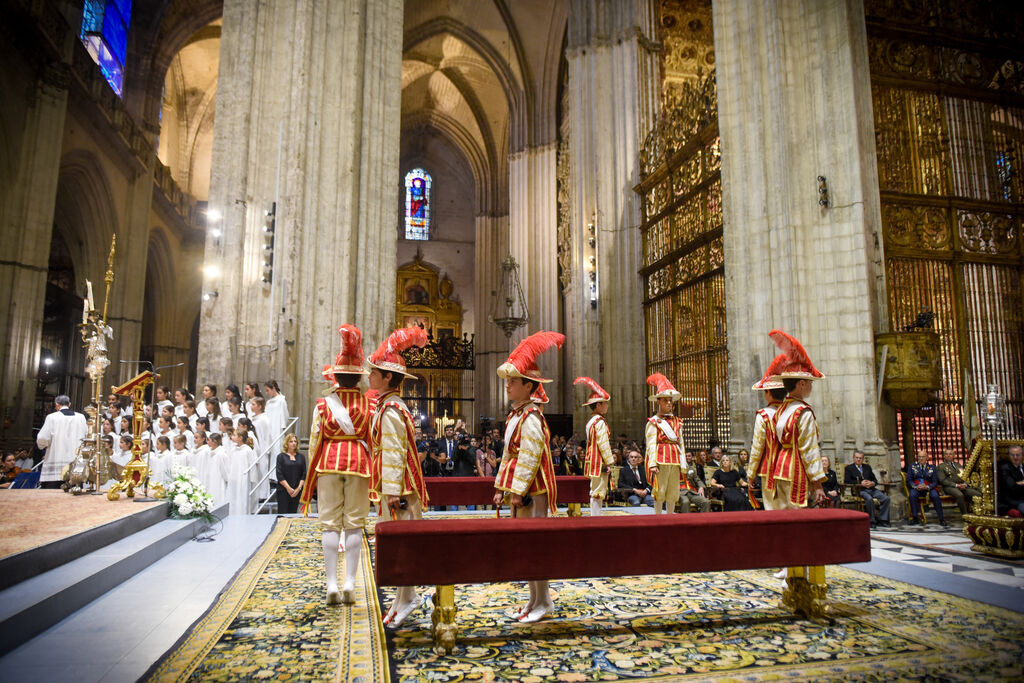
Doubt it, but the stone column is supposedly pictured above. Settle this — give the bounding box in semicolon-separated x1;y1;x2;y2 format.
474;213;510;425
0;63;70;443
564;0;659;437
714;0;892;474
508;145;561;407
199;0;403;431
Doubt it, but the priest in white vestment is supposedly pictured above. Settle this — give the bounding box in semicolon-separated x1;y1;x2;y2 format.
36;395;89;486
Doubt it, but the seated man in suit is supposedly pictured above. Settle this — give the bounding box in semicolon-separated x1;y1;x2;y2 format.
679;466;710;512
998;445;1024;516
937;448;980;516
907;449;947;527
844;450;890;527
618;449;654;507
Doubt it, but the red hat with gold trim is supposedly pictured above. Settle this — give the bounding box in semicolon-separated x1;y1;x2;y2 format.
647;372;681;402
531;384;549;405
367;327;428;379
325;324;368;376
496;330;565;383
574;376;610;406
768;330;825;380
751;354;787;391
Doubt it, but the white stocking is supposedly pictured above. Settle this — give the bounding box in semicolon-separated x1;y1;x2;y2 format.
590;499;602;517
341;528;362;603
322;531;340;604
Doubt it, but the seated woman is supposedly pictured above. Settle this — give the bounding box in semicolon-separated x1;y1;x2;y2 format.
711;455;751;511
820;455;840;507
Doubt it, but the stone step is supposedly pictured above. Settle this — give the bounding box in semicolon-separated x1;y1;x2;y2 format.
0;503;228;656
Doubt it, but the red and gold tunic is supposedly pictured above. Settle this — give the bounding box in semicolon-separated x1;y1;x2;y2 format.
300;388;371;513
494;401;557;514
370;391;429;504
770;397;825;507
583;414;613;477
644;415;685;477
747;400;782;485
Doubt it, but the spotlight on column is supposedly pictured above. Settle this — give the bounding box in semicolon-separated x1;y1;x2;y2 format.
262;202;276;285
202;291;219;302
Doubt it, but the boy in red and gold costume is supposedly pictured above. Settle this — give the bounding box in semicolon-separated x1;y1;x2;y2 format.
574;376;614;517
746;354;789;509
764;330;826;509
492;330;563;623
368;327;430;627
644;373;687;514
301;325;373;605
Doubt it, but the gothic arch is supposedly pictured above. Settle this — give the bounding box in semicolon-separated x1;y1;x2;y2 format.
53;151;120;289
142;226;178;348
401;110;493;215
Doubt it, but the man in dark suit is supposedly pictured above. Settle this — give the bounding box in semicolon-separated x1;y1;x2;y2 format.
844;450;890;527
618;449;654;506
436;425;459;476
998;445;1024;516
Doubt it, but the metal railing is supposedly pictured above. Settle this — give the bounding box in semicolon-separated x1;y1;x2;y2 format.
245;416;299;514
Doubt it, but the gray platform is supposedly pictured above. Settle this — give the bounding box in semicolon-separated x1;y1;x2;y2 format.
0;503;228;656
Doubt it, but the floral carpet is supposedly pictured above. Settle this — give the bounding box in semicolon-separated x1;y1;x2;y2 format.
380;557;1024;682
147;514;1024;682
146;517;388;682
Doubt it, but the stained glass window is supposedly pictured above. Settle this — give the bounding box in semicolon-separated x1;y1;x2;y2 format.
80;0;132;97
405;169;431;240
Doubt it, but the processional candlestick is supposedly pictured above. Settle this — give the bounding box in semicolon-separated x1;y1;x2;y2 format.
69;236;116;494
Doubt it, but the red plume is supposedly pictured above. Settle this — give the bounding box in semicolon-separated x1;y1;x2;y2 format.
336;324;364;365
371;327;428;364
646;372;669;392
507;331;565;368
574;376;609;400
768;329;823;378
764;353;787;377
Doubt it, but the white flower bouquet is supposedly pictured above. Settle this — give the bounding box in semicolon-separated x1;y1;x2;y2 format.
166;465;215;522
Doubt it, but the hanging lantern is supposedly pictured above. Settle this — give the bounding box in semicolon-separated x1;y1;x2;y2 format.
489;254;529;338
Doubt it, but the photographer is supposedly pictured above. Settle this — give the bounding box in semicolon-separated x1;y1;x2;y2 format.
435;424;459;476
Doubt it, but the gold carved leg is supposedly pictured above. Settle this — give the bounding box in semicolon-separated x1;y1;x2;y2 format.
567;503;582;517
431;585;457;655
780;566;832;622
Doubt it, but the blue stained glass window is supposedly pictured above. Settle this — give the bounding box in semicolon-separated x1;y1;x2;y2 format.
80;0;132;97
405;169;432;240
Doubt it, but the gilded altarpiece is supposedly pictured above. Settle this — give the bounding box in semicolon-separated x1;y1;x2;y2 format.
867;0;1024;461
636;72;728;450
394;257;475;431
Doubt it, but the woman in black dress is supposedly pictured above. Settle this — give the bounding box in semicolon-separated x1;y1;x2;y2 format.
711;455;751;511
275;433;307;514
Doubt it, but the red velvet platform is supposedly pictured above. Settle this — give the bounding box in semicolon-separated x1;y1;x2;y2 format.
375;508;871;586
423;475;592;506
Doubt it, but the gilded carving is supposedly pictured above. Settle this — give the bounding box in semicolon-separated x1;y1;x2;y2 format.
556;137;573;289
658;0;715;102
882;203;949;250
957;211;1017;254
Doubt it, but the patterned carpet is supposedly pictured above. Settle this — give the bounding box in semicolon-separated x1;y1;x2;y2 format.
380;552;1024;682
0;490;163;560
148;514;1024;682
146;517;388;682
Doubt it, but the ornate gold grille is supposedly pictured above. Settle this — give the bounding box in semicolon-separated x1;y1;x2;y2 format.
635;72;728;449
868;0;1024;461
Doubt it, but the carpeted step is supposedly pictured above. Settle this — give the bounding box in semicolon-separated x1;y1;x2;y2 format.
0;502;228;657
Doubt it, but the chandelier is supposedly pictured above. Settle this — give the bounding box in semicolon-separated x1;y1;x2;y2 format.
489;254;529;338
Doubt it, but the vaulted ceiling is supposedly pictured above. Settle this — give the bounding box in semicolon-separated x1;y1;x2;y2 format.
402;0;568;215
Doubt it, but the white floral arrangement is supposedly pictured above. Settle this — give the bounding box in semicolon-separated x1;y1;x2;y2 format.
166;466;215;522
